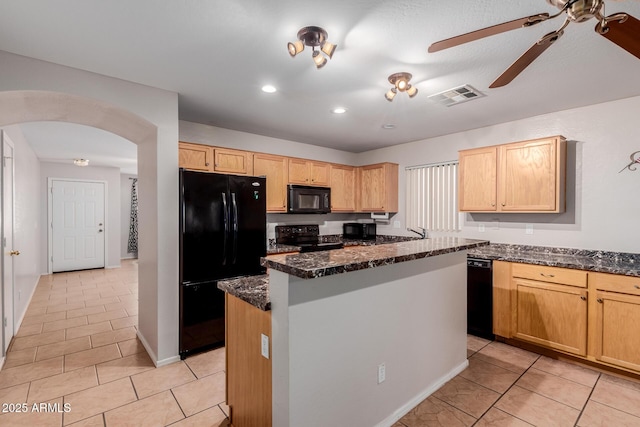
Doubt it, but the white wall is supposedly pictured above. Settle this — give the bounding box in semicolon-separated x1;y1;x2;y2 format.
1;50;180;364
1;126;41;330
40;162;121;271
121;174;138;259
357;96;640;253
180;120;359;165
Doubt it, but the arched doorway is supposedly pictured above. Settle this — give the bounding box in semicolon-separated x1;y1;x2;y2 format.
0;90;177;365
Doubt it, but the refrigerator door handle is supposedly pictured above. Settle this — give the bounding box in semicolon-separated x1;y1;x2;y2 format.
231;192;238;265
222;192;228;265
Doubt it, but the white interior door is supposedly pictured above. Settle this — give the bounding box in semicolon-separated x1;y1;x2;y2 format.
51;180;106;272
2;132;15;352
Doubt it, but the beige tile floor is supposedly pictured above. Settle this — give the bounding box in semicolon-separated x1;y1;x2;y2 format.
3;261;640;426
394;335;640;427
0;260;229;427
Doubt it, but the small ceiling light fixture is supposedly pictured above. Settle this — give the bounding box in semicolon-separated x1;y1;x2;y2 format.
385;72;418;102
288;26;336;69
382;124;396;129
73;158;89;167
331;107;347;114
261;85;277;93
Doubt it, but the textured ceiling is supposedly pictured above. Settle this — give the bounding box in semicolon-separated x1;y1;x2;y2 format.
1;0;640;169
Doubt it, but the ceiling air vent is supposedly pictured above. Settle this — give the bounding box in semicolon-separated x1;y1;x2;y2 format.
427;84;485;107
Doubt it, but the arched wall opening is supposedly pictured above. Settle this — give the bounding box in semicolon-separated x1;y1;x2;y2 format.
0;90;178;365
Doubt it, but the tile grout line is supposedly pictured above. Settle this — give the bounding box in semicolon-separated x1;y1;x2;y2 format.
573;372;601;427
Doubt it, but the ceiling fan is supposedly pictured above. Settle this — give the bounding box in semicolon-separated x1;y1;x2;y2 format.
428;0;640;88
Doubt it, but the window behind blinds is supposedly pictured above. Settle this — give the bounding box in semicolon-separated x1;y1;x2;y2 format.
405;161;460;232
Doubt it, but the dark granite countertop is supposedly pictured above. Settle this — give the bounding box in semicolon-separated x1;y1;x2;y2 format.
217;274;270;311
468;243;640;278
266;234;420;254
262;237;489;279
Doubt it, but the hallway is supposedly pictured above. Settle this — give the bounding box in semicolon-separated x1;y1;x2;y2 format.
0;261;229;426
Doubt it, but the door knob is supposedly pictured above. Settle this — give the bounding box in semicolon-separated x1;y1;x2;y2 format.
9;250;20;256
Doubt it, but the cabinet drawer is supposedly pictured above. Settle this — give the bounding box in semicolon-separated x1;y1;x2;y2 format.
590;272;640;296
512;263;587;288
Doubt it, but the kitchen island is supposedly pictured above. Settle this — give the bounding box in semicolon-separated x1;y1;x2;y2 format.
221;237;488;427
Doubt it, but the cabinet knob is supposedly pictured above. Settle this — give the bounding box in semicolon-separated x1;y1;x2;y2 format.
501;203;506;207
597;298;603;303
580;295;586;301
491;203;495;207
205;162;210;166
635;285;640;290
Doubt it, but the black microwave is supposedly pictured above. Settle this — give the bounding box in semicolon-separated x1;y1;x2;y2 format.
287;185;331;214
343;222;377;240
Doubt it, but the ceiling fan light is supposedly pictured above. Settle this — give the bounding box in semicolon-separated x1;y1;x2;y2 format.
397;79;408;91
321;41;336;59
385;88;397;102
407;85;418;98
313;51;327;69
287;40;304;57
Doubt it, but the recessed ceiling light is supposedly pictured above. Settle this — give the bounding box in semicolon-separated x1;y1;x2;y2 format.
261;85;277;93
382;124;395;129
73;158;89;166
332;107;347;114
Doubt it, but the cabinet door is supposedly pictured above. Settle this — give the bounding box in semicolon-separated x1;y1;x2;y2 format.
309;161;331;186
513;278;588;356
179;142;213;171
359;164;386;211
214;148;253;175
458;146;497;212
330;165;356;212
499;137;563;212
594;291;640;372
288;158;310;185
253;153;288;212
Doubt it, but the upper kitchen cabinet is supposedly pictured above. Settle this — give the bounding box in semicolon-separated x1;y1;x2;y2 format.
458;146;497;212
288;158;331;187
330;164;356;212
179;141;213;171
253;153;288;213
178;143;253;175
358;163;399;213
458;136;566;213
213;147;253;175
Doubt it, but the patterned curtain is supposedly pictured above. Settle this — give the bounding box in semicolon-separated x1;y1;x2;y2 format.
127;178;138;255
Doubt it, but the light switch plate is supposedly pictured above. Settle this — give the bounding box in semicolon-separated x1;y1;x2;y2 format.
525;224;534;235
478;223;485;232
261;334;269;359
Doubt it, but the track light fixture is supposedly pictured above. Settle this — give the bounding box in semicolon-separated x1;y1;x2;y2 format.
385;72;418;102
287;26;336;69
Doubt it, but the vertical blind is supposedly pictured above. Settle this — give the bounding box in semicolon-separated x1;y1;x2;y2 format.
405;161;460;232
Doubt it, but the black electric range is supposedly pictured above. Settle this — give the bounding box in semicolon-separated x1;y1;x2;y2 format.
275;224;344;253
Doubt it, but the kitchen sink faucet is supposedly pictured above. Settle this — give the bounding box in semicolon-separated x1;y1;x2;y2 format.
407;227;427;239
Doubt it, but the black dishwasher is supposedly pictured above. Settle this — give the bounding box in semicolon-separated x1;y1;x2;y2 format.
467;258;495;340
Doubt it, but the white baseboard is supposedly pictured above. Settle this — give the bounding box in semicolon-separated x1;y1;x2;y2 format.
375;359;470;427
14;274;41;335
136;330;180;367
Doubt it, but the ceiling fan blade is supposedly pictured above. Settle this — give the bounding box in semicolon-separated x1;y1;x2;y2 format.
489;30;564;88
596;14;640;60
428;13;550;53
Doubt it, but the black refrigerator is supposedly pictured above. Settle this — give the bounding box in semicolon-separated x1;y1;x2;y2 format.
179;169;266;358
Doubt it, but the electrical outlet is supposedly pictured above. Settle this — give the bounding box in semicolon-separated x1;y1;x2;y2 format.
478;223;485;232
261;334;269;359
393;221;401;229
526;224;534;235
377;363;386;384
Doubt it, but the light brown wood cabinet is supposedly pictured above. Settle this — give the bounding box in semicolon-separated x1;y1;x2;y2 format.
213;147;253;175
179;141;213;171
459;136;566;213
179;143;253;175
288;158;331;186
226;294;272;427
590;272;640;372
253;153;288;213
494;262;640;375
330;164;356;212
358;163;399;212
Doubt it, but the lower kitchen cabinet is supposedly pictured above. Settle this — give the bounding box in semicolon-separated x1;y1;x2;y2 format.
226;294;272;427
513;278;588;356
591;272;640;372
